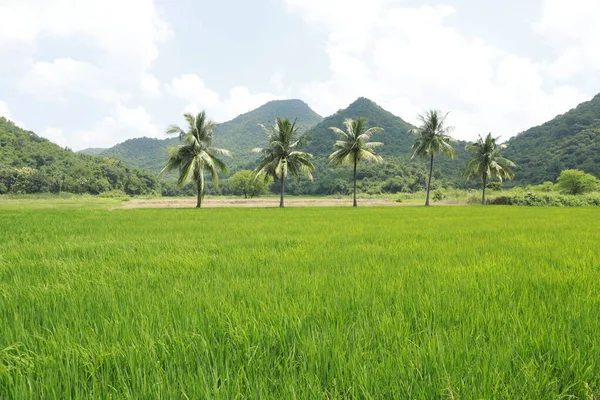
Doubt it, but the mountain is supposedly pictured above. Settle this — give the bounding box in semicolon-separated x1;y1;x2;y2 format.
504;94;600;184
293;98;471;195
100;99;323;175
305;97;415;157
78;148;107;155
0;118;159;195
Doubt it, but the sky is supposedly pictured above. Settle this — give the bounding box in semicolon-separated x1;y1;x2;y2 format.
0;0;599;150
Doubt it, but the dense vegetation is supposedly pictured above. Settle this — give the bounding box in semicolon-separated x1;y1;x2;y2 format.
6;93;600;197
505;93;600;184
1;203;599;398
254;98;471;197
93;99;323;175
0;118;159;195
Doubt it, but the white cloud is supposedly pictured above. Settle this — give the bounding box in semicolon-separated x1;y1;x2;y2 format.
285;0;590;140
141;73;162;98
18;58;128;103
0;100;26;128
533;0;600;79
0;0;171;102
42;127;68;147
0;101;13;120
73;103;159;150
167;74;285;122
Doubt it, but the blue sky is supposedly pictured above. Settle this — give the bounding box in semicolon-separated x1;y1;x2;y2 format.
0;0;599;149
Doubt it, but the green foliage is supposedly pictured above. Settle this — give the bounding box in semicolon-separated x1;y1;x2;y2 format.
253;118;315;207
329;117;384;206
432;188;446;202
161;112;232;208
301;99;470;196
557;169;599;195
0;117;159;196
505;93;600;184
409;110;458;205
2;205;600;398
487;181;503;191
465;133;515;204
100;99;323;175
227;170;271;198
488;191;600;206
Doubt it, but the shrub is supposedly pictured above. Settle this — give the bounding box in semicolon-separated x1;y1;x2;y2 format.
432;189;446;202
557;169;599;195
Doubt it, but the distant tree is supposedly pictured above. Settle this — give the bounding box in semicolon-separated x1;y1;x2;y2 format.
229;170;272;198
465;133;515;204
253;117;314;208
557;169;599;195
409;110;457;206
329;117;384;206
160;111;232;208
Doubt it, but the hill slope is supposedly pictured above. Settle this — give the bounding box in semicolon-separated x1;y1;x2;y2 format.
78;148;107;155
293;98;470;195
306;97;415;157
101;99;323;174
0;118;159;195
505;94;600;184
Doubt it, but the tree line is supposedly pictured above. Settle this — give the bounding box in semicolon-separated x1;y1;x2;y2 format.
162;110;518;208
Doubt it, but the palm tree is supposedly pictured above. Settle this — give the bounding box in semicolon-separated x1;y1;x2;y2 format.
465;133;515;204
329;117;384;207
252;117;314;208
160;111;232;208
409;110;457;206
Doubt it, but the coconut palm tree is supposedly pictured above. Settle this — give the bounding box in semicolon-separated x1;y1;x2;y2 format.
329;117;384;207
160;111;232;208
409;110;457;206
252;117;314;208
465;133;515;204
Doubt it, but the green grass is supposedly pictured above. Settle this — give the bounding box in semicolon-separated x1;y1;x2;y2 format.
1;204;599;398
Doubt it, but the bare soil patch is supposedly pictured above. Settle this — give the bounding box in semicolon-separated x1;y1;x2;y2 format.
117;197;412;209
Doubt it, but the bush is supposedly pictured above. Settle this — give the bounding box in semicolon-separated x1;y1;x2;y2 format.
486;181;503;191
557;169;599;195
488;192;600;207
432;189;446;202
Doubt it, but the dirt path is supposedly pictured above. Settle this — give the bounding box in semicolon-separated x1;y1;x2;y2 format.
117;197;411;209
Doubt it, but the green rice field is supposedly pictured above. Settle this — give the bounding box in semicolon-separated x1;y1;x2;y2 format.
1;201;599;398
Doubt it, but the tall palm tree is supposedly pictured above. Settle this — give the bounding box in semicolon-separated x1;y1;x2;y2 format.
409;110;457;206
329;117;384;207
160;111;232;208
465;133;515;204
252;117;314;208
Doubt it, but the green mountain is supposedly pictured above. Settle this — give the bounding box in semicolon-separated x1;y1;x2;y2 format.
306;97;415;157
0;117;159;195
100;99;323;175
78;147;107;155
504;94;600;185
278;98;471;196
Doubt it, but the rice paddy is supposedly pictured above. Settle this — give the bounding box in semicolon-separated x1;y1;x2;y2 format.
1;201;599;398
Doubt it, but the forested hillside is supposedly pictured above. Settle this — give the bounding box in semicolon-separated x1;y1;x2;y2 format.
100;99;323;174
505;94;600;184
0;118;159;195
286;98;472;195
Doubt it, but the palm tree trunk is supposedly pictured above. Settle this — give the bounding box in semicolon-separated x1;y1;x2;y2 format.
353;159;358;207
482;173;487;205
196;180;202;208
425;154;434;206
279;175;285;208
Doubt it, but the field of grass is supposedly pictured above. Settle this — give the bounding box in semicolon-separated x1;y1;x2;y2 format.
1;200;599;398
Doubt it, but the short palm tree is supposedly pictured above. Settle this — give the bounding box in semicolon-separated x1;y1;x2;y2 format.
329;117;384;207
252;117;314;208
409;110;457;206
160;111;232;208
465;133;515;204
